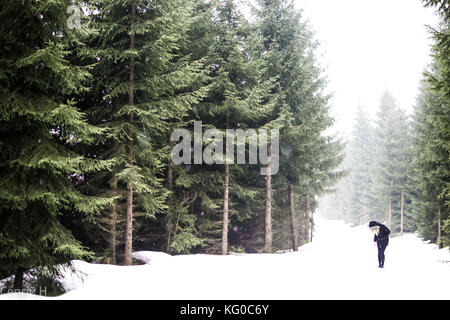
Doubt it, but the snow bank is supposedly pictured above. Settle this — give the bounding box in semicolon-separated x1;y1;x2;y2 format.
132;251;172;264
1;215;449;300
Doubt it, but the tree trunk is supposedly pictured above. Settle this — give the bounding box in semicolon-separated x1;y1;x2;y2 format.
124;1;136;266
13;268;24;291
221;6;235;256
263;147;272;253
124;186;133;265
400;189;404;236
109;216;117;264
437;206;442;249
222;163;230;255
288;184;298;252
108;172;118;264
167;151;173;191
222;106;231;255
305;194;310;243
387;199;392;231
166;137;174;253
110;205;117;264
166;220;172;253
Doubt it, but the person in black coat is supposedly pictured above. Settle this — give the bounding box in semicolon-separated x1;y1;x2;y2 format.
369;221;390;268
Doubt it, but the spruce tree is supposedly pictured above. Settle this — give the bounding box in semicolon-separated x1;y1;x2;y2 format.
253;0;295;252
413;75;449;247
0;0;113;288
347;107;376;225
322;97;413;232
369;90;414;232
416;0;450;247
191;0;278;255
254;0;343;250
78;0;209;262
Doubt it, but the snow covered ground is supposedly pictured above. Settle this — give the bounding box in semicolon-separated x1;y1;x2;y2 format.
1;216;449;300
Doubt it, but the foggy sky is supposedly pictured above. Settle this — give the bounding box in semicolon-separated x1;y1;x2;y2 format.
294;0;439;139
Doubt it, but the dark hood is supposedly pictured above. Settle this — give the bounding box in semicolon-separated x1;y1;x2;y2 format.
369;221;382;228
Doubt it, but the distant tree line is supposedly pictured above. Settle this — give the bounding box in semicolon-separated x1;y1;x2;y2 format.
320;91;415;233
320;0;449;248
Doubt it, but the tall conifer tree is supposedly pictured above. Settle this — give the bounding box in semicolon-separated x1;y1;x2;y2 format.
78;0;209;263
0;0;113;287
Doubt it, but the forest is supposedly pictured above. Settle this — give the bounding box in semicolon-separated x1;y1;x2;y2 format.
320;0;449;249
0;0;448;294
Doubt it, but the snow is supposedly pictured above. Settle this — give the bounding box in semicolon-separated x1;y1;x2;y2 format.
132;251;172;264
1;216;449;300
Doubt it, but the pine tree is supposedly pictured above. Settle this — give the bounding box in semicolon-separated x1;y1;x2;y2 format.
0;0;113;288
191;0;279;255
324;95;413;231
413;75;449;247
77;0;209;262
416;0;450;247
254;0;343;250
347;106;376;225
396;110;414;235
368;90;414;232
253;0;297;253
155;0;213;255
371;91;397;229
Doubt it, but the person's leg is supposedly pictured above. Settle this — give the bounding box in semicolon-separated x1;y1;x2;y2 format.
380;243;387;267
377;242;383;267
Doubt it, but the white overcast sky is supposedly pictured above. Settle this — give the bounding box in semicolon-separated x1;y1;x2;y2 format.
292;0;439;138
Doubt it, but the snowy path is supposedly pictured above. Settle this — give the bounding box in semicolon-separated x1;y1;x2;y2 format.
2;216;449;300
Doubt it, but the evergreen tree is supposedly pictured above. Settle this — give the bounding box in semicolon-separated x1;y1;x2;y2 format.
78;0;209;263
253;0;344;251
190;0;278;255
415;0;450;247
413;75;449;247
0;0;113;288
154;0;213;255
320;98;413;233
252;0;293;253
347;106;376;225
371;91;413;231
396;110;415;235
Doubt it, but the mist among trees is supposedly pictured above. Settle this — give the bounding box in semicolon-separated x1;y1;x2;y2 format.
319;0;449;248
0;0;448;296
